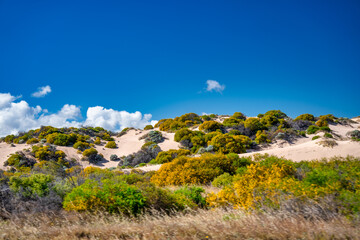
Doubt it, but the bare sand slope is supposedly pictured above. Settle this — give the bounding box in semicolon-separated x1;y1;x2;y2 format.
241;122;360;161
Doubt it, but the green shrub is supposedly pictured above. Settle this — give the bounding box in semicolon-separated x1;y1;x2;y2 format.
26;138;39;144
174;186;206;208
151;149;191;164
232;112;246;120
210;133;247;154
244;118;265;132
63;179;146;215
5;152;36;170
46;133;77;146
312;136;321;140
307;125;320;134
199;121;223;132
317;139;338;148
105;141;117;148
212;172;233;187
228;129;241;136
255;130;271;144
73;141;90;151
174;128;194;142
151;153;236;186
295;114;315;122
9;174;54;198
94;137;101;145
144;125;154;130
324;133;333;138
83;148;98;157
140;131;163;143
223;117;244;127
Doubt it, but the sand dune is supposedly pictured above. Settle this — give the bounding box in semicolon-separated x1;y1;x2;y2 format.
0;121;359;171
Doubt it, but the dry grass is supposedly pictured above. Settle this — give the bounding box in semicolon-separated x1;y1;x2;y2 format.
316;139;338;148
0;209;359;240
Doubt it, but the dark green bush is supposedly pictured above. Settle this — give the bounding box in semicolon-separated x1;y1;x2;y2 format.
199;121;223;132
105;141;117;148
144;125;154;130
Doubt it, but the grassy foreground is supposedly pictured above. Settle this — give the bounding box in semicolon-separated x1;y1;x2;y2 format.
1;209;359;240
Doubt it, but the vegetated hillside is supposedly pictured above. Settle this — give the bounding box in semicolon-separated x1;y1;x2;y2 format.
0;111;359;171
0;111;360;239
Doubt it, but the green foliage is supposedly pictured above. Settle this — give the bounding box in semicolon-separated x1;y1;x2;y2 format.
212;172;233;187
199;121;223;132
83;148;98;157
312;136;321;140
210;133;247;154
151;149;191;164
63;179;146;215
264;110;287;119
26;138;39;144
295;114;315;122
46;133;77;146
105;141;117;148
73;141;90;151
232;112;246;120
324;133;333;138
174;186;206;208
255;130;271;144
223;117;244;127
144;125;154;130
151;153;237;186
228;130;241;136
9;174;54;198
174;128;194;142
5;152;36;170
244;118;265;132
94;137;101;145
307;125;320;134
4;134;15;144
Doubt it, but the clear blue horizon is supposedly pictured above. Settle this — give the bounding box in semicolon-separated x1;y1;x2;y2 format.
1;0;359;132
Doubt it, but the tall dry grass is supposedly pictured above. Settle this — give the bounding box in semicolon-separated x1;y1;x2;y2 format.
0;208;359;240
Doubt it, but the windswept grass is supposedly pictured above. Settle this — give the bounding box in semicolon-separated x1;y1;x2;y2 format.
0;209;359;240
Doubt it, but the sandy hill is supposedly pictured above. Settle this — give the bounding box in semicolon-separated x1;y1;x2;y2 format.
0;117;359;172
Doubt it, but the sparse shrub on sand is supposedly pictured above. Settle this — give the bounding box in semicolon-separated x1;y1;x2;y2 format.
144;125;154;130
324;133;333;138
317;139;338;148
105;141;117;148
307;125;320;134
312;136;321;140
4;152;36;170
110;154;119;161
120;143;161;167
82;148;103;164
93;137;101;145
347;130;360;141
199;120;223;132
26;138;39;144
140;130;163;143
73;141;90;151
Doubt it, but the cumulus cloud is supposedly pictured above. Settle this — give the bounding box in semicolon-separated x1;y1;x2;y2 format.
0;93;157;137
206;80;225;93
84;106;157;131
32;85;52;98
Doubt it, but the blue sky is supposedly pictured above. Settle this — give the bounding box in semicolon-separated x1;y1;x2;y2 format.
1;0;359;131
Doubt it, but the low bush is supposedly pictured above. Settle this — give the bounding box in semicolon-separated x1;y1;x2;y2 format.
110;154;119;161
347;130;360;141
255;130;271;144
174;186;206;208
244;118;265;133
151;149;191;164
94;137;101;145
144;125;154;130
73;141;90;151
316;139;338;148
151;153;237;186
210;133;248;154
140;131;163;143
4;152;36;170
199;121;223;133
232;112;246;120
120;144;161;167
312;136;321;141
9;174;54;198
295;114;315;122
212;172;233;188
307;125;320;134
223;117;244;127
324;133;333;138
105;141;117;148
63;179;146;215
26;138;39;144
82;148;103;164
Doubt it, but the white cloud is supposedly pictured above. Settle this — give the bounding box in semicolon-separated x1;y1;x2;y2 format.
32;85;52;98
206;80;225;93
0;93;157;137
84;106;157;131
